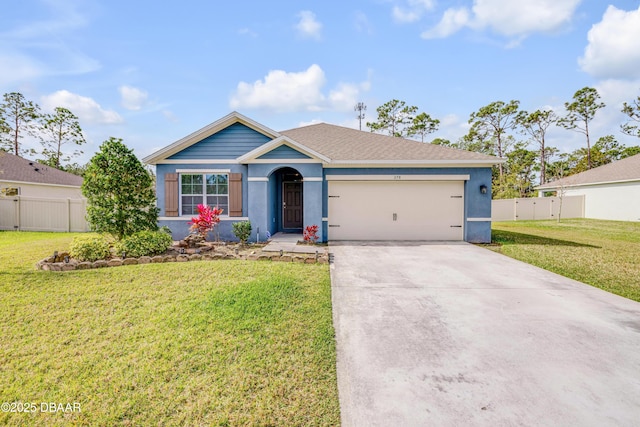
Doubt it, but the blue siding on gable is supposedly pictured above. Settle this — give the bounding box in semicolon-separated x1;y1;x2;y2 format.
257;145;312;159
168;123;272;160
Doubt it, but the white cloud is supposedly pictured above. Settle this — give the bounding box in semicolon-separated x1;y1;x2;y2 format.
229;65;371;113
119;85;148;111
593;79;640;142
329;82;369;112
579;5;640;80
422;0;581;40
393;0;436;23
230;65;326;112
421;8;470;39
41;90;123;124
295;11;322;40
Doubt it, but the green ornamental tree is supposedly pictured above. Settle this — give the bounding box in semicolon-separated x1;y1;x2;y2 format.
82;137;158;240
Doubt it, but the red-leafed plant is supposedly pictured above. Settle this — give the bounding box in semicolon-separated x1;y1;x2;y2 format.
189;204;222;241
303;224;319;244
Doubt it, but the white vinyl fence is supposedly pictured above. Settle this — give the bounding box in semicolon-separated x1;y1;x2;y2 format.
0;196;89;232
492;196;585;221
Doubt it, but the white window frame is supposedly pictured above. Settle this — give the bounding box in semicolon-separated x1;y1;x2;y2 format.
179;172;229;216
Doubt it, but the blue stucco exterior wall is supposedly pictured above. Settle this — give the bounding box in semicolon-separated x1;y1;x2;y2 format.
168;123;272;160
155;161;492;243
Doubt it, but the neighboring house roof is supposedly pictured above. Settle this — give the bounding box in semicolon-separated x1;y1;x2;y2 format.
280;123;499;164
537;153;640;190
143;111;501;166
0;151;83;187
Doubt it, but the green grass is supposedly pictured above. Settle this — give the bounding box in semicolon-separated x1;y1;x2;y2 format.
0;232;340;426
489;219;640;302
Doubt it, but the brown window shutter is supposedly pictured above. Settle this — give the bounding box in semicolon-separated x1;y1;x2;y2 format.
229;173;243;217
164;173;179;217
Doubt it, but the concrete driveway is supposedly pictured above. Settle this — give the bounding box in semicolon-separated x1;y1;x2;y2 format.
329;242;640;426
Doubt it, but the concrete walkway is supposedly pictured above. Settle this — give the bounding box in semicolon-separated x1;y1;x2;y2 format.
262;232;327;254
330;242;640;426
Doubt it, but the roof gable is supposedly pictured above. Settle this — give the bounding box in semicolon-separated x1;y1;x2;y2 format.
256;144;312;160
142;111;280;164
237;136;330;163
168;122;272;160
538;153;640;189
0;152;83;187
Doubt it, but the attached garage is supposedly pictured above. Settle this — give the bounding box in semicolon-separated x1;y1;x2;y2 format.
327;176;466;241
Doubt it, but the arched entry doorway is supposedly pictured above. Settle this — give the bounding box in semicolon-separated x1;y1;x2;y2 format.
272;167;303;233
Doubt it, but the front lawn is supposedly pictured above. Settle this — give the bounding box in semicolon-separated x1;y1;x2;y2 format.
0;232;339;426
490;219;640;302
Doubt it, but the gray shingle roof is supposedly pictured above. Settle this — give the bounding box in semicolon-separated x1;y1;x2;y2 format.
537;153;640;189
280;123;499;163
0;151;83;187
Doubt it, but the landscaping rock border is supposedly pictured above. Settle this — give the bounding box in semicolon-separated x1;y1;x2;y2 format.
36;244;329;271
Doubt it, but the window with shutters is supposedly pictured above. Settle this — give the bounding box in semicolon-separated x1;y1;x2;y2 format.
180;173;229;215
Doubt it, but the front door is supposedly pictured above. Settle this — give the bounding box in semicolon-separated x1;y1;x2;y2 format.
283;182;303;229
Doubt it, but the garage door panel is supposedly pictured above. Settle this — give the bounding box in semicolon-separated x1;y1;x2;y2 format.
328;181;464;241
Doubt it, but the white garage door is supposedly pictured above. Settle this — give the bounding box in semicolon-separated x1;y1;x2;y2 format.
328;180;464;240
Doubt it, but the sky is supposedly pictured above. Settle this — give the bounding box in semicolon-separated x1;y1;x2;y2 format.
2;0;640;164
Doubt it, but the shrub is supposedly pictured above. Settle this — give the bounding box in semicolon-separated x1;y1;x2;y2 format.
69;235;111;262
232;221;252;244
188;204;222;240
114;230;173;258
303;225;319;244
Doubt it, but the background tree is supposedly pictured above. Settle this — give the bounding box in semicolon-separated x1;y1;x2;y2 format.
408;112;440;142
0;92;41;156
558;87;605;170
621;95;640;138
499;143;537;198
455;127;496;155
39;107;86;169
82;137;158;240
467;100;520;180
516;109;557;185
431;137;451;146
566;135;636;174
366;99;418;137
62;162;88;177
